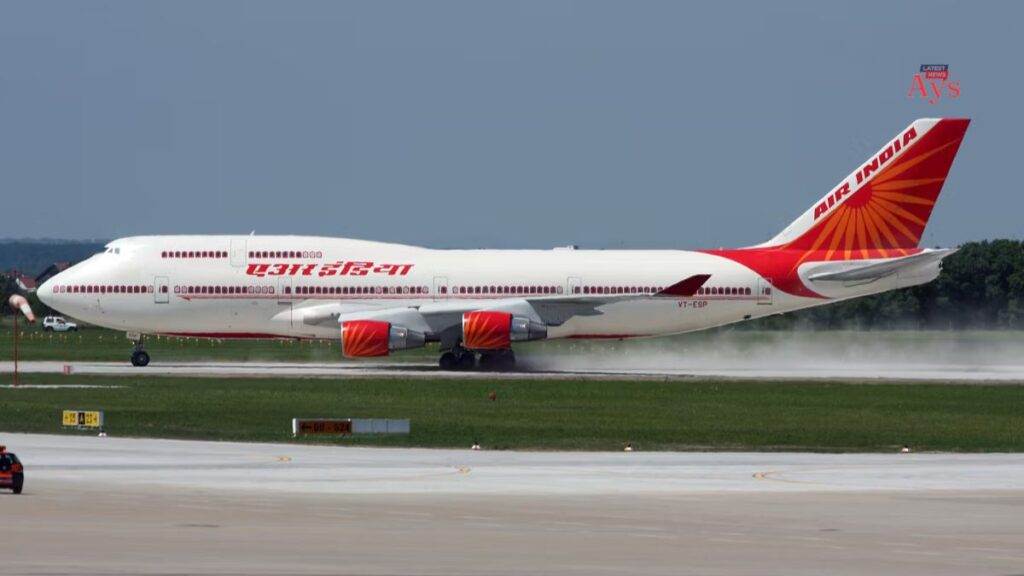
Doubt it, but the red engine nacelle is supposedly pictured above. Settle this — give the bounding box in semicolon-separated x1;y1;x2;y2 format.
462;311;547;350
341;320;425;358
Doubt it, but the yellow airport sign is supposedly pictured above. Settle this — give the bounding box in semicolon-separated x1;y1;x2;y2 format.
62;410;104;429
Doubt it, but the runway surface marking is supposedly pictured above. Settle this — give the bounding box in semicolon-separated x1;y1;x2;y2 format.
6;433;1024;495
7;359;1024;382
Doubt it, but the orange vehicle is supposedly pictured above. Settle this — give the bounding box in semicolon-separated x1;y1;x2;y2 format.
0;446;24;494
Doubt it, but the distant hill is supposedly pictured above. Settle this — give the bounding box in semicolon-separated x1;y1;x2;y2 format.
0;240;107;276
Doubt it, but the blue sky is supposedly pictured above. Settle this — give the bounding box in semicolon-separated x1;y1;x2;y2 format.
0;0;1019;248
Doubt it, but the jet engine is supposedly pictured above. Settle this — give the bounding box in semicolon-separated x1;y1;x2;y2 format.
341;320;425;358
462;311;547;350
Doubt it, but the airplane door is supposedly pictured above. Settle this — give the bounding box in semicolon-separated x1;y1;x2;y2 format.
154;276;169;304
278;278;292;304
567;276;582;295
433;276;448;301
230;238;247;268
278;277;292;327
757;277;773;305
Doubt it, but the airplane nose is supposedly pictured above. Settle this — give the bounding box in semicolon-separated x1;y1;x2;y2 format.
38;277;56;308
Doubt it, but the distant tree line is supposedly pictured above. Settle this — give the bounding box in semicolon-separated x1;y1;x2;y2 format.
0;240;104;275
3;239;1024;330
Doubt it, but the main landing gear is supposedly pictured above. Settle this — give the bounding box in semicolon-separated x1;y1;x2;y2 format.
478;350;516;371
438;348;516;371
129;334;150;367
438;347;476;371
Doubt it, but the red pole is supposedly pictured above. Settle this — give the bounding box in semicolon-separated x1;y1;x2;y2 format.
12;308;18;387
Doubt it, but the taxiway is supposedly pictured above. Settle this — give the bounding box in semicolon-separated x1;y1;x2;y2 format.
1;434;1023;575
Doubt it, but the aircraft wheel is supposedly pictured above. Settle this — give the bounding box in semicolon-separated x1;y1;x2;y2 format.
457;352;477;370
131;350;150;367
499;350;516;370
439;352;458;370
480;351;515;371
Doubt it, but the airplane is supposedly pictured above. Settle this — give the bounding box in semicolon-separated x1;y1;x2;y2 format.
38;118;970;370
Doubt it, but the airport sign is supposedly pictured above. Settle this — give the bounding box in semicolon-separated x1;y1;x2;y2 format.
62;410;104;429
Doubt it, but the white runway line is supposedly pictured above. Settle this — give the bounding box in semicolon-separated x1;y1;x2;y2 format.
6;359;1024;381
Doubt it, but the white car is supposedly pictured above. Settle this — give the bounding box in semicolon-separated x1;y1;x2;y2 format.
42;316;78;332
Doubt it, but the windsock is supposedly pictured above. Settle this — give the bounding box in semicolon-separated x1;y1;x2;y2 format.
8;294;35;322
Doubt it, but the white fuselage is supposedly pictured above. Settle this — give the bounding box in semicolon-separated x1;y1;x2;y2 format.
37;235;942;343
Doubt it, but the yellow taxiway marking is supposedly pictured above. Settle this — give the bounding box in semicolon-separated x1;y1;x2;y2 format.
752;469;827;485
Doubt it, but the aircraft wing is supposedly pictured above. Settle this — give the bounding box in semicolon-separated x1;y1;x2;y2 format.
294;274;711;331
520;274;712;326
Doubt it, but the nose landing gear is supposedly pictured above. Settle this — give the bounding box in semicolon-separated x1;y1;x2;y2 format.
129;333;150;367
131;350;150;367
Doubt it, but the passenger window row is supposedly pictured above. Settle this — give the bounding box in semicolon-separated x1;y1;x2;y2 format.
570;285;754;297
249;250;323;259
175;285;274;295
53;282;761;300
579;286;661;295
454;285;563;295
292;285;428;295
162;250;227;259
697;286;753;296
53;284;154;294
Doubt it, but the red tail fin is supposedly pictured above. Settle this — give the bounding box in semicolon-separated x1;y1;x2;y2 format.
763;118;970;259
704;119;970;298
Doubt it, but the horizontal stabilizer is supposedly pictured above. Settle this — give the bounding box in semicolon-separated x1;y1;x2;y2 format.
807;249;955;283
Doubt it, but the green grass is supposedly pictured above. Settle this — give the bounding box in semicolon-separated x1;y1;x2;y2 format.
2;373;1022;452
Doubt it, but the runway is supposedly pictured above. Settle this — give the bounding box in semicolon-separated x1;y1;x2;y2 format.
7;359;1024;381
3;433;1024;574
